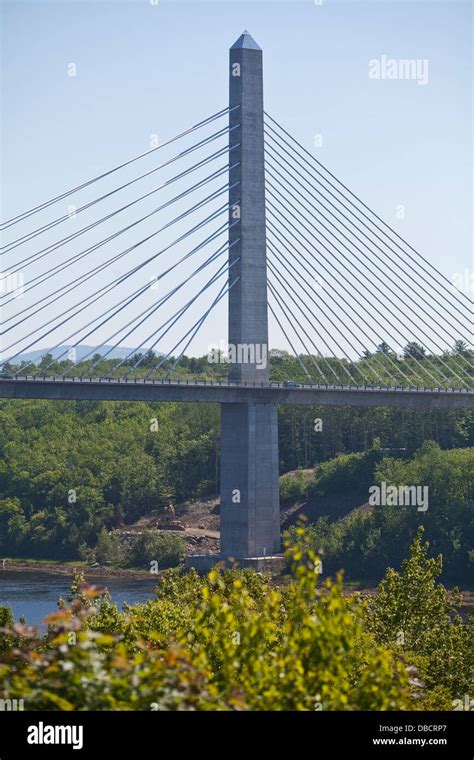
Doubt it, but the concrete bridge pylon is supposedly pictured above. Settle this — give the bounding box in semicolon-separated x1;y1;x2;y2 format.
218;31;281;565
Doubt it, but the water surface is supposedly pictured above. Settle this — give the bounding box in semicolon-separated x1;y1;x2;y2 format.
0;571;157;627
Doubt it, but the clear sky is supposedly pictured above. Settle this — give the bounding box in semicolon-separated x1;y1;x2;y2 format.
1;0;472;362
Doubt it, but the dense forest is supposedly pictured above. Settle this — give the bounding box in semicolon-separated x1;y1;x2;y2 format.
0;351;472;581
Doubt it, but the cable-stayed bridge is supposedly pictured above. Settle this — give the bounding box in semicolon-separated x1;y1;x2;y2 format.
1;32;472;563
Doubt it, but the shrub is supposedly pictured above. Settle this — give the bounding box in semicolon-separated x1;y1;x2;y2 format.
0;606;14;653
128;530;186;569
279;469;311;504
1;533;469;711
307;440;384;500
0;537;415;710
95;528;123;565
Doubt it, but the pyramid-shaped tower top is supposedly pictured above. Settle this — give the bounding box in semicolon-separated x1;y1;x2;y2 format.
231;30;261;50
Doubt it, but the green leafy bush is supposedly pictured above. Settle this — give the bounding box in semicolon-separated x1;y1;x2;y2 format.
0;538;415;711
307;440;385;500
0;606;14;654
95;528;123;565
128;530;186;569
279;469;311;504
1;533;470;711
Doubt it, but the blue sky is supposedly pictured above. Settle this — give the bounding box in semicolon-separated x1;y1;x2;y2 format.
1;0;472;361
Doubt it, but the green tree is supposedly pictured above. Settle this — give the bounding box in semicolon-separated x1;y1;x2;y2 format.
368;527;473;705
404;342;426;360
453;340;471;358
128;530;186;569
376;342;392;356
95;528;122;565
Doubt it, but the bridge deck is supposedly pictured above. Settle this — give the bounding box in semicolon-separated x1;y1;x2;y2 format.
0;377;472;409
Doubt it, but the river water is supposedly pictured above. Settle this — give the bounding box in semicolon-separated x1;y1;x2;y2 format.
0;572;158;627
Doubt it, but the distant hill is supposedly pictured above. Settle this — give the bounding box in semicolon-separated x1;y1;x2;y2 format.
4;345;162;365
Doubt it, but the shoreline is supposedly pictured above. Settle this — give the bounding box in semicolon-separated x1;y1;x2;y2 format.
0;559;155;582
2;559;473;608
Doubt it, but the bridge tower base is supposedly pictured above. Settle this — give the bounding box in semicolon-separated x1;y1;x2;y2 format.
186;401;282;572
185;553;285;574
220;401;280;558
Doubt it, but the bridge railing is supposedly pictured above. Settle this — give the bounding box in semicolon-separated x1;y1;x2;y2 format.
2;375;471;394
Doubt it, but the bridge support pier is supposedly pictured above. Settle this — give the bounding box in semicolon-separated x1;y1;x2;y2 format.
220;402;280;558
